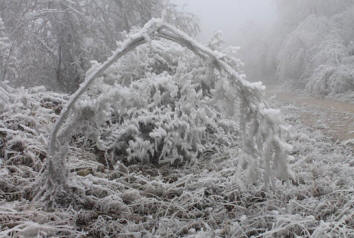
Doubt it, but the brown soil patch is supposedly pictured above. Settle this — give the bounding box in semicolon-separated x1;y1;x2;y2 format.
267;88;354;143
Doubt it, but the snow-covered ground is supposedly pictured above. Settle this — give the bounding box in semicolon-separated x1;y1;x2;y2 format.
0;87;353;237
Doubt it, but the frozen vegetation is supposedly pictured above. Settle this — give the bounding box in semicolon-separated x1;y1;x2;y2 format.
1;70;353;237
0;0;353;237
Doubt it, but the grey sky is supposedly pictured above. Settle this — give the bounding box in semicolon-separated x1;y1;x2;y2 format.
171;0;277;44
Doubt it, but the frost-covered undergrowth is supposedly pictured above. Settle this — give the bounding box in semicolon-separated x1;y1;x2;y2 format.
1;82;354;237
70;38;240;167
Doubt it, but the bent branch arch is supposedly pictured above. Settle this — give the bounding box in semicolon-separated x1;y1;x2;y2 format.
46;19;292;196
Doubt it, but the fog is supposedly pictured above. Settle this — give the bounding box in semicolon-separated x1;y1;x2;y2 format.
172;0;277;44
1;1;354;236
171;0;280;82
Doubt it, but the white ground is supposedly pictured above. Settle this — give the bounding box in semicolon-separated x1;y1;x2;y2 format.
0;87;353;237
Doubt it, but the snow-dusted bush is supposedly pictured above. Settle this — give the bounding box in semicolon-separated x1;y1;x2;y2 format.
63;35;240;166
305;65;337;95
0;82;67;210
0;83;65;167
306;64;354;96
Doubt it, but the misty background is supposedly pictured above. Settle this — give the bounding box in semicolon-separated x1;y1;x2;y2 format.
172;0;354;98
172;0;278;82
1;0;353;96
172;0;277;44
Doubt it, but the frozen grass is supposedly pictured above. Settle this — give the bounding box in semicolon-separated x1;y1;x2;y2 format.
0;85;353;237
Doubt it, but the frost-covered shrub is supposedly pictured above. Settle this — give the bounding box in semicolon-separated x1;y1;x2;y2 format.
305;65;336;95
306;64;354;95
0;82;67;207
68;38;239;166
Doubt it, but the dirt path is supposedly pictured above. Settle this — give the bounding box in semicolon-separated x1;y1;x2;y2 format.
266;87;354;144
